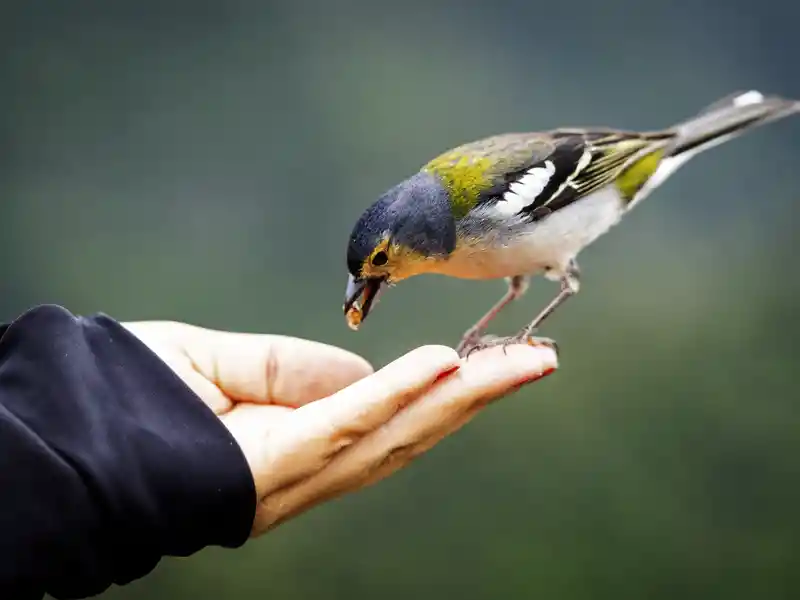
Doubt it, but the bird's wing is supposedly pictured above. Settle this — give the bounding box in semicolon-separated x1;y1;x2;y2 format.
422;133;555;219
423;129;676;221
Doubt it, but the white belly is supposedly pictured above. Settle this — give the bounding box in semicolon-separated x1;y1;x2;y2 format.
437;186;626;280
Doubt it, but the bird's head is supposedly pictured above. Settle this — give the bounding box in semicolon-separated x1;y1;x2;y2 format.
343;171;457;330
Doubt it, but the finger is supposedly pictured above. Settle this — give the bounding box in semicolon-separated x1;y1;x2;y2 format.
366;343;557;445
252;405;484;534
250;345;460;498
178;368;235;414
123;321;237;414
181;327;374;407
351;403;483;493
253;344;557;533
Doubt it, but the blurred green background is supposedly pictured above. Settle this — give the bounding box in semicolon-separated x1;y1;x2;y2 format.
3;1;799;598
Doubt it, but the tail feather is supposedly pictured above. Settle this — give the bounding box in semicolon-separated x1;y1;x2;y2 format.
621;90;799;210
667;90;800;158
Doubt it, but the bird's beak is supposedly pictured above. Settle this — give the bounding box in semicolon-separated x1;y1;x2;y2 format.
343;274;386;331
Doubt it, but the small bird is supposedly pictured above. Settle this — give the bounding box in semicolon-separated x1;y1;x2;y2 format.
343;90;800;357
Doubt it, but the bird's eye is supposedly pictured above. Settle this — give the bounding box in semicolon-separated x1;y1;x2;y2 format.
371;251;388;266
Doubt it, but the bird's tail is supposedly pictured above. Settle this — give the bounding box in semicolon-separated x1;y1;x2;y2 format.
665;90;800;159
619;90;799;209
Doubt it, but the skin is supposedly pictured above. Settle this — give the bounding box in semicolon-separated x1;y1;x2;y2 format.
123;320;558;535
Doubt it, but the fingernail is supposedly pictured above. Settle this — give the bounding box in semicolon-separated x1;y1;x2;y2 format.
434;365;461;383
512;366;556;390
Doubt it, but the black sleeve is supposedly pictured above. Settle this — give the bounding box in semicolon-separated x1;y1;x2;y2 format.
0;305;257;600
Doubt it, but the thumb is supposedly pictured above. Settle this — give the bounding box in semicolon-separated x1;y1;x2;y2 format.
134;322;375;407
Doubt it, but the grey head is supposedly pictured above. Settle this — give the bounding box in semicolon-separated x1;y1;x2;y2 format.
343;170;456;328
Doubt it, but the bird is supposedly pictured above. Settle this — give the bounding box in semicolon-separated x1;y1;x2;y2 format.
342;90;800;358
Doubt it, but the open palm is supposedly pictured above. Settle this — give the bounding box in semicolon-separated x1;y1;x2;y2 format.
124;321;558;535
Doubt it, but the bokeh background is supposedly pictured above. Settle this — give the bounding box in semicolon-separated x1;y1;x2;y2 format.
3;1;799;598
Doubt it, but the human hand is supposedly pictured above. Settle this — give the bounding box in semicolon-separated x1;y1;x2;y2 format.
123;321;558;535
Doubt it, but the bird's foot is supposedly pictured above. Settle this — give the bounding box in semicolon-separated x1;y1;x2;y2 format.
455;329;486;357
458;332;559;359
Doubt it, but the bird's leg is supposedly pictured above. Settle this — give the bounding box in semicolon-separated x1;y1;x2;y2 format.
455;275;529;357
462;260;581;358
518;260;580;339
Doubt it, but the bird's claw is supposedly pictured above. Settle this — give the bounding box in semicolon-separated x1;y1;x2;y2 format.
457;332;559;359
455;330;486;357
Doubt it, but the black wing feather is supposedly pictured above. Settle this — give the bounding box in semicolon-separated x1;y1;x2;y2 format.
519;130;675;221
